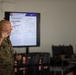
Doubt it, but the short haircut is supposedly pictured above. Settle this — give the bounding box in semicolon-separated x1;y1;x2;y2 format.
68;66;76;75
0;20;10;29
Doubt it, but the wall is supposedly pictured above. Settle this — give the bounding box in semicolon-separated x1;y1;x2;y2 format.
0;0;76;56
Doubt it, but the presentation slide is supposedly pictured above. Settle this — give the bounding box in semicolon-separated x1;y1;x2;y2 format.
10;13;37;46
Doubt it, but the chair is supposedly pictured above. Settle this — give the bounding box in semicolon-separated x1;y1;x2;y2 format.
51;45;73;75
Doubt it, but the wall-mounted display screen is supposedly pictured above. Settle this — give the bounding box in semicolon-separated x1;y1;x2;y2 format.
5;12;40;47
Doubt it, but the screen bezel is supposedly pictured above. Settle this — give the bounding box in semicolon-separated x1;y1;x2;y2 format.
4;11;40;47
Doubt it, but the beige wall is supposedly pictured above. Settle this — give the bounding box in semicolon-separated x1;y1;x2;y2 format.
0;0;76;56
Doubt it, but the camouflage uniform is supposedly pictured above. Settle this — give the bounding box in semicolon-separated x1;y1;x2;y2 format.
0;37;14;75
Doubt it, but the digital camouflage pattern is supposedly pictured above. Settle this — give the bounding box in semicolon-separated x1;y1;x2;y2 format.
0;37;14;75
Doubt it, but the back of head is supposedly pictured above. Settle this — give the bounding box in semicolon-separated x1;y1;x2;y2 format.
0;20;12;36
68;66;76;75
0;20;11;29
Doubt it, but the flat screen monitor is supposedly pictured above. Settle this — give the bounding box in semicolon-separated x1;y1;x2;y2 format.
4;12;40;47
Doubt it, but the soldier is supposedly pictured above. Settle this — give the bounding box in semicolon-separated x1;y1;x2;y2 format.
0;20;14;75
